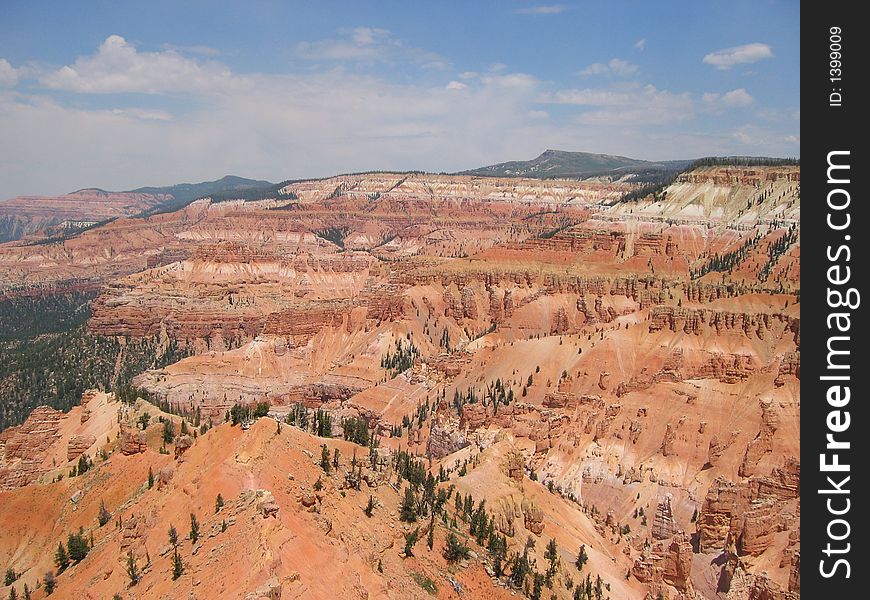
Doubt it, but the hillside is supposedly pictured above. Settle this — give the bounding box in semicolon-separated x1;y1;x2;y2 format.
0;163;800;600
0;176;273;244
459;149;691;181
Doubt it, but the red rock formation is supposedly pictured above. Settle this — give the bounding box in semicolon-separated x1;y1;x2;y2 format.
262;300;352;346
0;406;64;489
119;424;148;455
67;434;96;462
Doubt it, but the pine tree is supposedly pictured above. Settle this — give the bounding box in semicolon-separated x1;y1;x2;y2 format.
168;524;178;547
575;544;588;572
43;572;56;596
126;551;140;586
8;586;17;600
443;532;470;562
188;513;200;544
4;568;15;586
147;466;154;489
22;584;29;600
403;527;420;557
215;493;224;513
98;500;111;527
77;454;90;476
364;495;375;517
399;486;417;522
320;445;331;473
172;547;184;580
55;542;69;573
67;529;89;562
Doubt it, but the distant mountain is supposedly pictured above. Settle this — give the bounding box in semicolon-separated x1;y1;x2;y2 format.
0;175;275;244
459;149;692;181
132;175;275;215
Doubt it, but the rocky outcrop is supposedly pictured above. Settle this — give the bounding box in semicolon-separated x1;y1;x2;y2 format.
0;406;64;489
551;306;569;334
739;400;779;477
652;495;679;540
697;461;800;556
649;306;798;342
632;532;694;594
774;351;800;386
426;422;469;459
67;434;96;462
119;425;148;455
522;499;545;535
262;300;352;346
360;283;406;322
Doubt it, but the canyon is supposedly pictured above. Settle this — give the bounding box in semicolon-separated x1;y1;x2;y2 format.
0;163;799;600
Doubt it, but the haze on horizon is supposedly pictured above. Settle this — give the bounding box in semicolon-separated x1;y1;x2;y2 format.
0;0;799;198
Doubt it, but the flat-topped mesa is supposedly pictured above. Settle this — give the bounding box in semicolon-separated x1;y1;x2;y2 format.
675;166;800;186
88;288;267;340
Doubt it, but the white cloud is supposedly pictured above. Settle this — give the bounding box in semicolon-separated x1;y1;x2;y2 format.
634;38;647;51
161;43;222;57
0;34;798;198
482;72;538;89
0;59;20;87
550;84;693;125
514;5;567;15
39;35;237;93
580;58;638;77
109;108;174;121
702;88;754;109
296;27;447;68
703;43;773;69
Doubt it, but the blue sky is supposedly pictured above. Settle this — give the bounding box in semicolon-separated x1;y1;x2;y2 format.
0;1;799;197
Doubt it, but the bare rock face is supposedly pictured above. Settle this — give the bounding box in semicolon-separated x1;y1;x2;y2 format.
426;422;469;459
632;532;694;594
652;495;678;540
256;490;280;519
245;576;282;600
661;534;694;593
0;406;64;489
738;400;779;477
67;434;96;462
774;351;800;387
262;300;352;347
504;450;525;483
697;462;800;556
174;434;194;460
707;431;739;468
550;306;569;334
442;287;463;318
521;498;545;535
119;424;148;455
660;423;676;457
460;286;479;319
120;514;147;556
